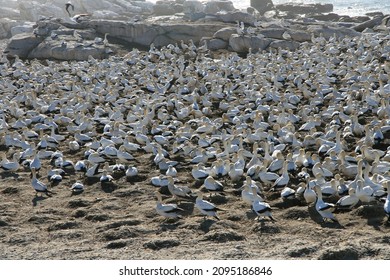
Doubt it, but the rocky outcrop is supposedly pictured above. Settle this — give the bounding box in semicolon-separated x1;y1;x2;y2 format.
308;25;361;39
3;0;386;60
229;34;271;53
153;1;183;16
213;27;237;41
250;0;274;15
216;11;256;25
276;3;333;15
85;19;227;47
204;1;236;14
269;39;300;51
4;17;227;59
29;37;109;60
200;37;228;50
11;22;35;37
3;34;44;57
353;15;386;32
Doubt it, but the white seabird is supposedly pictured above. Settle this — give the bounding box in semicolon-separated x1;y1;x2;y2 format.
336;188;359;210
281;186;296;201
384;182;390;223
0;152;19;172
167;176;195;202
202;175;224;194
31;167;52;196
313;185;338;223
70;181;84;194
252;199;275;221
155;191;184;219
126;166;138;179
100;170;114;184
195;192;224;220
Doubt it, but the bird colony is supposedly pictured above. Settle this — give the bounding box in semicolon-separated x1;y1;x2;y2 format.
0;31;390;232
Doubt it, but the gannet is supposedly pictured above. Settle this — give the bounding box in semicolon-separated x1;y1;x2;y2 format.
65;2;74;17
70;181;84;194
384;182;390;223
281;186;296;201
31;167;52;196
252;199;275;221
0;152;19;172
100;170;113;184
271;162;289;190
191;163;209;180
313;185;338;223
126;166;138;179
355;179;375;203
151;175;169;187
48;169;64;187
195;193;224;220
336;188;359;210
202;175;223;194
166;165;178;177
167;176;195;202
303;179;317;205
155;191;184;219
29;150;41;172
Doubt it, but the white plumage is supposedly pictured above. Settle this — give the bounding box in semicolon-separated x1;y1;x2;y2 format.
195;193;223;220
155;192;184;219
252;199;275;221
313;185;338;222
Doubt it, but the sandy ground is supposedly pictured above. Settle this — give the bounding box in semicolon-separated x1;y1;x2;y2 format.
0;39;389;260
1;153;389;260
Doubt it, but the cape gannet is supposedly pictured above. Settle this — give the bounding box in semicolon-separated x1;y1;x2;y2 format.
195;193;224;220
155;191;184;219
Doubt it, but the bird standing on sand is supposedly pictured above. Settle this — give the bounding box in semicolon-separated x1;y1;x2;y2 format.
31;167;52;196
70;181;84;195
252;198;275;221
313;185;338;223
155;191;184;219
167;176;195;202
65;2;74;17
384;181;390;223
195;192;224;220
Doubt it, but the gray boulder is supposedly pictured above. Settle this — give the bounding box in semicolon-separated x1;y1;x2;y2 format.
257;28;285;39
0;19;20;39
88;19;225;47
29;37;108;60
201;37;228;50
229;34;271;52
353;15;386;32
204;1;236;14
289;29;311;42
18;1;65;22
4;33;44;57
92;10;122;20
216;11;256;25
250;0;274;15
269;39;300;51
214;26;237;41
308;25;360;39
11;22;35;37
